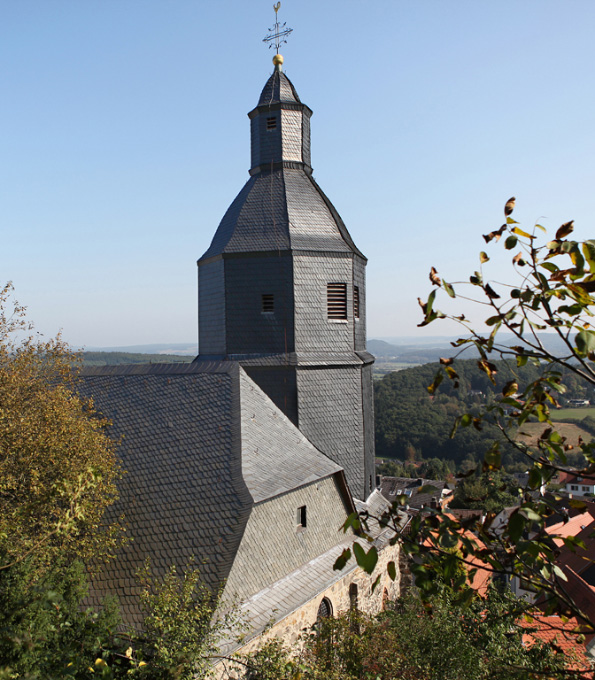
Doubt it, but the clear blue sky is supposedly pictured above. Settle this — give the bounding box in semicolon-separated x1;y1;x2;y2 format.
2;0;594;348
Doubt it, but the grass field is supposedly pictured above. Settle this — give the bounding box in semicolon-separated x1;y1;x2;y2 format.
550;407;595;420
516;421;592;446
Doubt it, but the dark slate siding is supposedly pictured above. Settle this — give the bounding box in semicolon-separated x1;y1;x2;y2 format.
200;178;257;261
243;366;298;426
77;364;253;627
362;363;376;498
302;112;311;168
224;255;294;355
198;259;226;355
293;253;353;353
257;69;301;106
296;366;365;498
251;112;283;169
353;255;366;351
285;170;353;253
222;170;290;254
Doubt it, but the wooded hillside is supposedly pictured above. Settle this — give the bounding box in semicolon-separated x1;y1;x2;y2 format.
374;359;594;470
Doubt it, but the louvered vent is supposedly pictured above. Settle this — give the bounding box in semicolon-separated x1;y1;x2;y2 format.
262;294;274;313
266;116;277;130
327;282;347;320
354;286;360;319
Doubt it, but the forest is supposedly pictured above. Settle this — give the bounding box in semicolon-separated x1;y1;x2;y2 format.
374;358;595;472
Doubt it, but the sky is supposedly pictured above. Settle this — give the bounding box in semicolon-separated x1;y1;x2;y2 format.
2;0;595;348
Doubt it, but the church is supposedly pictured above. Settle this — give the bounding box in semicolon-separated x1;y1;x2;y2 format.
80;44;399;659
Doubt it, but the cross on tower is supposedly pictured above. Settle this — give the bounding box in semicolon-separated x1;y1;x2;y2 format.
263;2;293;54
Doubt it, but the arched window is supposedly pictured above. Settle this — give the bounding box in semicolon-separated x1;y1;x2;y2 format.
382;587;389;610
317;597;333;620
349;583;358;611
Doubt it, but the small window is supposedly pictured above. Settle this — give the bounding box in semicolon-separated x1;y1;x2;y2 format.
262;294;274;313
349;583;358;611
317;597;332;619
571;485;579;491
354;286;360;319
327;282;347;320
583;486;590;492
266;116;277;130
296;505;307;529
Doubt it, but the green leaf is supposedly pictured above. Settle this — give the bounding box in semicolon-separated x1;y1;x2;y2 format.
508;512;525;543
483;442;501;470
443;280;455;298
353;542;378;574
486;315;503;326
333;548;352;571
504;235;518;250
528;468;542;490
341;512;361;534
583;240;595;273
387;560;397;581
576;329;595;357
438;531;459;550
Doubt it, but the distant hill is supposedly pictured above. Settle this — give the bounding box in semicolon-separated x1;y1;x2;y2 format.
81;352;194;366
369;333;576;365
83;343;196;356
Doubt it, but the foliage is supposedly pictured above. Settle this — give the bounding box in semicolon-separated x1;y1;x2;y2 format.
127;560;237;680
81;352;193;367
0;283;121;574
374;357;594;470
0;287;241;679
449;469;520;513
0;554;122;680
234;587;576;680
376;457;455;480
345;200;595;643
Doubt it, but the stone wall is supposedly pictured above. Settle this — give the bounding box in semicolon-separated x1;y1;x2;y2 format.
215;541;400;679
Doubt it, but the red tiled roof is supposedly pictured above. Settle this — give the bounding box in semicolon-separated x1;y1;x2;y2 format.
521;615;594;675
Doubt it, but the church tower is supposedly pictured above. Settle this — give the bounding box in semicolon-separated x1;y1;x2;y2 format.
197;54;375;500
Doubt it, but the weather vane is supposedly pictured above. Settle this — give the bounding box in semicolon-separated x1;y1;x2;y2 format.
263;2;293;55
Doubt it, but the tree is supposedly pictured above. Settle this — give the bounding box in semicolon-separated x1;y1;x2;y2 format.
0;283;122;678
449;469;519;513
0;283;120;573
341;199;595;655
235;586;575;680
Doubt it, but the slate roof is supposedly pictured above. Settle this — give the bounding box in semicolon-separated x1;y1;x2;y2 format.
257;68;301;106
77;362;346;626
199;168;362;261
379;476;452;510
238;369;342;503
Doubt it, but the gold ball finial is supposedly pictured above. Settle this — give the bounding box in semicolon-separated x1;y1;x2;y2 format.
272;53;284;66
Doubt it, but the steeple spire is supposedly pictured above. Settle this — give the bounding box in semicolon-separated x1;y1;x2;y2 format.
197;33;375;500
263;2;293;64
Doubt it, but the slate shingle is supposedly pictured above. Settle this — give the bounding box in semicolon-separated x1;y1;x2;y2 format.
78;362;347;626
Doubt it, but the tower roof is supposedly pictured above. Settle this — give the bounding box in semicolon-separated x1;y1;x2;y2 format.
199;168;363;261
257;66;301;106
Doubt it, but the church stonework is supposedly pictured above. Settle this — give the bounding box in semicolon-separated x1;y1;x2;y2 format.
198;60;375;501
